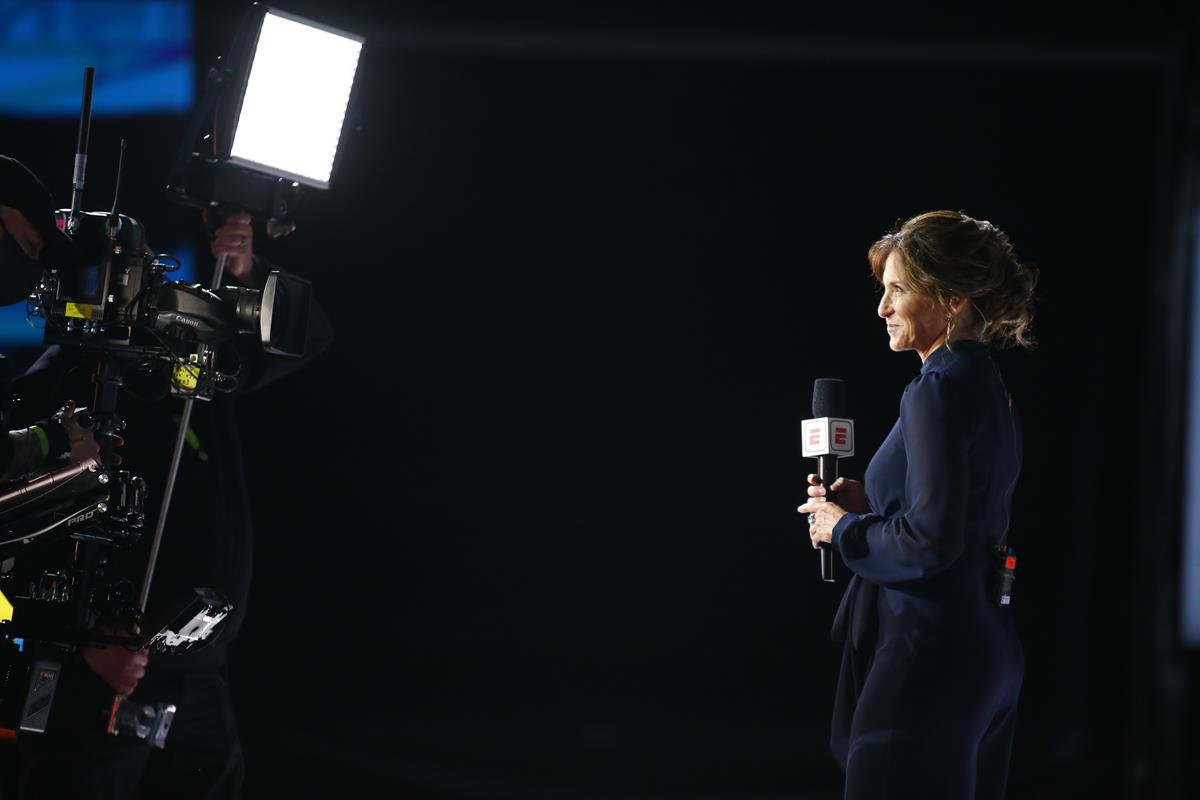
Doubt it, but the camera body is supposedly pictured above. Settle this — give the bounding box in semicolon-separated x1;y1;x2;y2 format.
35;209;311;401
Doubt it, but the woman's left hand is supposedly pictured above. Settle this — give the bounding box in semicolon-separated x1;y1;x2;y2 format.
796;496;847;549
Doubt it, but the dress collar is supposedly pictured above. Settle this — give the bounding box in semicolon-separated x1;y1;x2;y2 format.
920;339;988;374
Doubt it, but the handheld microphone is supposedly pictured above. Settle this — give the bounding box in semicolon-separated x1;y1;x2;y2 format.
802;378;855;583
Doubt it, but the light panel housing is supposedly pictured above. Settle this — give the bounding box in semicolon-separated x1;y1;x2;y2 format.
227;8;363;189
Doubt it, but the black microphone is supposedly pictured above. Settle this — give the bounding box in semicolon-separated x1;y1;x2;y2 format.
803;378;855;583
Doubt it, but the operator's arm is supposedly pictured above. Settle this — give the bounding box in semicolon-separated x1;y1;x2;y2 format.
0;399;98;481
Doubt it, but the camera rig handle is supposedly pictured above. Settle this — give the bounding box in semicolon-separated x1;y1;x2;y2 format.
0;470;146;564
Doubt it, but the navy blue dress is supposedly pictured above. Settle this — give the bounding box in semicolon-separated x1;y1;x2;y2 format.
829;340;1024;799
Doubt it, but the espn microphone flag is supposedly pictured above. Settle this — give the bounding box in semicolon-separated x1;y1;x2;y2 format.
800;417;855;458
806;377;853;583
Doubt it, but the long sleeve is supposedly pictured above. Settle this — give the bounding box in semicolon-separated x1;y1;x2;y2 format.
831;370;970;585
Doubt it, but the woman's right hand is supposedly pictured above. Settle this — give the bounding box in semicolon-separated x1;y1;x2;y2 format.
806;473;869;514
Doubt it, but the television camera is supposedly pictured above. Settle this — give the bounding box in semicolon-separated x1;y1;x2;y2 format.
0;2;362;746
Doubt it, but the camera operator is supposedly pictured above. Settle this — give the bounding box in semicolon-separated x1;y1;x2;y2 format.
12;204;333;799
0;155;103;476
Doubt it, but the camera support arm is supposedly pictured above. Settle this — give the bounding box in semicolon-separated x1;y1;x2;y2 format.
137;254;227;613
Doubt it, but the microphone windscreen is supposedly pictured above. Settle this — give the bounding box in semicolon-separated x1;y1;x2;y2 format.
812;378;846;418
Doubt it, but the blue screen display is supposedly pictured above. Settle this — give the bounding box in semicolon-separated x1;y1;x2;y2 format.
0;1;194;116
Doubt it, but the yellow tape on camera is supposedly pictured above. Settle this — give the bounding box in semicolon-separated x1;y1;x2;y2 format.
172;364;200;390
65;303;95;319
0;587;13;623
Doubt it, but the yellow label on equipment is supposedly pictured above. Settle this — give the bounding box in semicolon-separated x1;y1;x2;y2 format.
0;587;13;623
65;303;95;319
172;364;200;390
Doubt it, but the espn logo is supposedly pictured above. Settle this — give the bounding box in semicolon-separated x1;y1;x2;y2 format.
801;417;855;458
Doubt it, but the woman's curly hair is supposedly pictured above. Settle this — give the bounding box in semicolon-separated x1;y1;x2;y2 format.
868;210;1039;350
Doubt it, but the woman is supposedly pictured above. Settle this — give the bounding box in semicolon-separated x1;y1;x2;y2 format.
797;210;1037;799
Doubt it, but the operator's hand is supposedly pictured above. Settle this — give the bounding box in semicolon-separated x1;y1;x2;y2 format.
57;400;121;466
0;205;45;261
208;211;254;281
83;637;149;696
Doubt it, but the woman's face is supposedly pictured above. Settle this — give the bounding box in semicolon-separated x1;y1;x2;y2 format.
877;251;946;361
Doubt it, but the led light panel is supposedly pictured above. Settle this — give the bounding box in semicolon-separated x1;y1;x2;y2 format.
228;10;363;188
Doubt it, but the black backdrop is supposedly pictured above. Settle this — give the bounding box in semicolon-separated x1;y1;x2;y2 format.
3;2;1198;797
